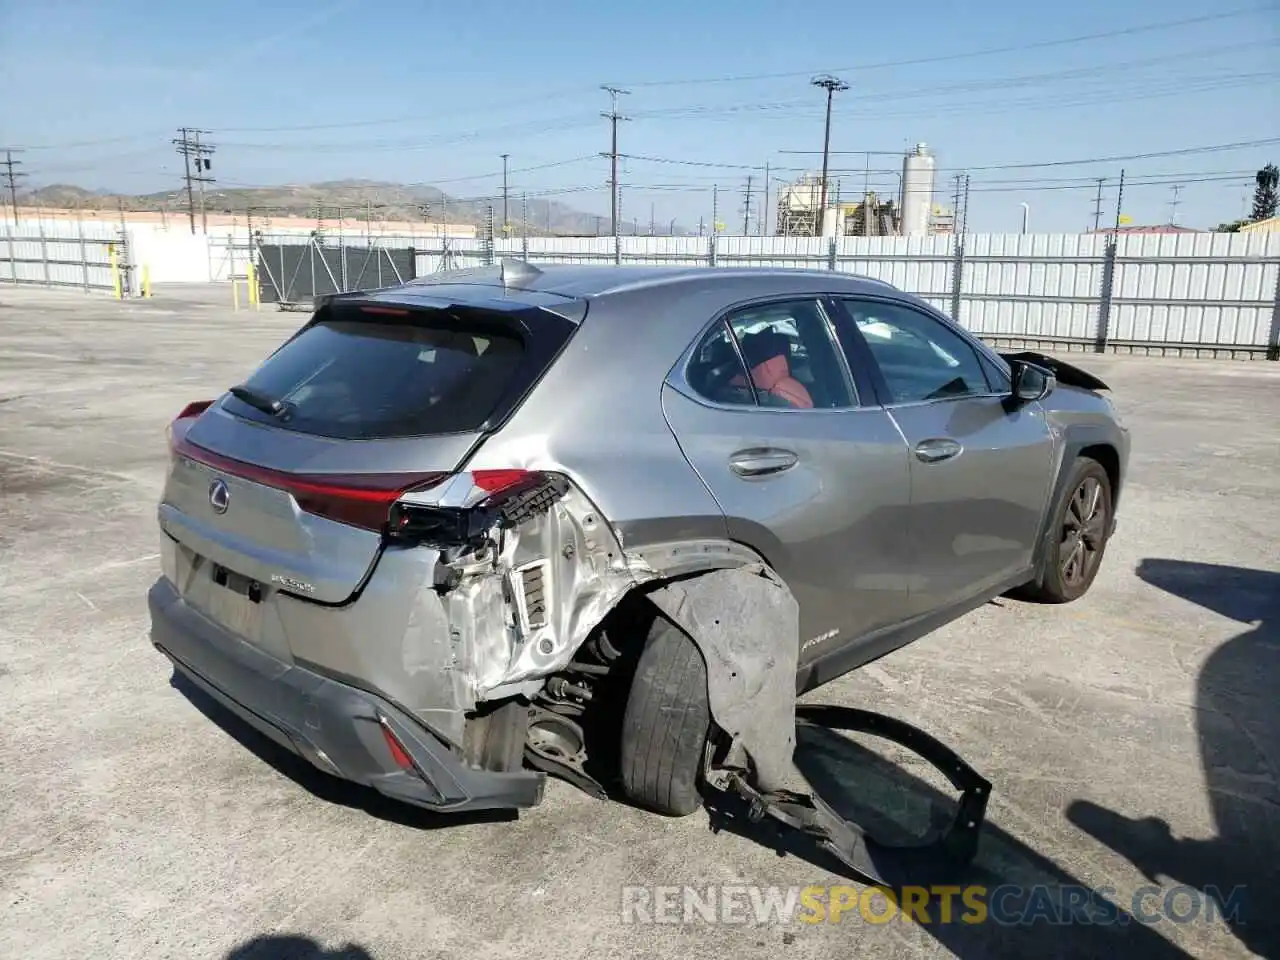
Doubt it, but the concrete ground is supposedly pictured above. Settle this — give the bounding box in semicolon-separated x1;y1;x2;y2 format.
1;283;1277;960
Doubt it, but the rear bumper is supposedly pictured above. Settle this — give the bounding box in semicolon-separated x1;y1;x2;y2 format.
148;578;544;813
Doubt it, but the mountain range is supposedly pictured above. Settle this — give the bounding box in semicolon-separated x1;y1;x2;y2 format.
19;179;690;236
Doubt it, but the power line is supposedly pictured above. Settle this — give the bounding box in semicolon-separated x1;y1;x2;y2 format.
703;139;1280;176
172;128;215;234
426;155;598;186
172;66;1277;157
2;150;27;225
613;6;1271;87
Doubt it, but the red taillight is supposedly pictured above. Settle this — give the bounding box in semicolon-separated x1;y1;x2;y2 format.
471;469;534;494
360;305;410;317
379;720;417;773
170;433;446;531
176;400;214;421
168;400;214;447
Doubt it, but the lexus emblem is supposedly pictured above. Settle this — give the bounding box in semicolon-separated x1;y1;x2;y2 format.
209;479;230;515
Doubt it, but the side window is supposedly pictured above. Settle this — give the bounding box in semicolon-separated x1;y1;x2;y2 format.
979;353;1012;393
685;319;757;407
840;300;992;404
725;300;854;409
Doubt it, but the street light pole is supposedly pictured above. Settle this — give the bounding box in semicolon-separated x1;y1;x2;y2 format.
811;74;848;236
1019;202;1030;234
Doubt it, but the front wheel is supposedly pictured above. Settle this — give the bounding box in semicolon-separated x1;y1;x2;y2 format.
1022;457;1113;603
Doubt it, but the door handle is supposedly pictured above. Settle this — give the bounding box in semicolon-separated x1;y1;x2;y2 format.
914;438;963;463
729;448;798;477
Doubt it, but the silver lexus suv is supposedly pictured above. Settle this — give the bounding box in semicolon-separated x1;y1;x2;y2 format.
149;263;1128;817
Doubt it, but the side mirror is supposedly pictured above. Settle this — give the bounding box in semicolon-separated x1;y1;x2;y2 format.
1009;360;1055;404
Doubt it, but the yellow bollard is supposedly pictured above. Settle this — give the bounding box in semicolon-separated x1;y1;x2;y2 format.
109;244;122;300
142;264;152;298
247;262;259;309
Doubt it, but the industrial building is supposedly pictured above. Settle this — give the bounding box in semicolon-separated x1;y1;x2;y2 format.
775;142;953;237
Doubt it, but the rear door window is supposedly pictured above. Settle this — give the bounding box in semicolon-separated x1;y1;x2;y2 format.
685;299;857;409
222;311;526;439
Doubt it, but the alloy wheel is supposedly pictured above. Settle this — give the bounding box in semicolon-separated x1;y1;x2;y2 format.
1059;476;1106;588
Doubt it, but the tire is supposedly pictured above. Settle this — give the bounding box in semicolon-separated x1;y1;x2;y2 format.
618;614;711;816
1021;456;1113;603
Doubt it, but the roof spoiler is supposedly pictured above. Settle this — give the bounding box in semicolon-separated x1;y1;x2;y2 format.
404;258;544;292
312;290;368;311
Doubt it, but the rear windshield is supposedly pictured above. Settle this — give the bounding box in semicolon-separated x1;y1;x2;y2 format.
223;312;526;439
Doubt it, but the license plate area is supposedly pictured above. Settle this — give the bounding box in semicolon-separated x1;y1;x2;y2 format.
202;562;265;638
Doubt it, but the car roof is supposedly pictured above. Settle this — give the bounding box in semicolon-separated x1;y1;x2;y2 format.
375;262;899;305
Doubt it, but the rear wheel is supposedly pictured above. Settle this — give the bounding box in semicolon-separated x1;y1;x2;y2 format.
618;614;711;816
1022;457;1113;603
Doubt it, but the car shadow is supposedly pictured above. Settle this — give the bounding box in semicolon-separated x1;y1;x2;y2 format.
704;722;1196;958
169;671;517;830
224;935;375;959
1066;559;1280;959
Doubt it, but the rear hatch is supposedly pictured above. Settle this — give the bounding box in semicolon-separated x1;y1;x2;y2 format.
160;292;581;626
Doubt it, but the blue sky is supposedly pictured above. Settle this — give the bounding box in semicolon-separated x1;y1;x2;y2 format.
2;0;1277;232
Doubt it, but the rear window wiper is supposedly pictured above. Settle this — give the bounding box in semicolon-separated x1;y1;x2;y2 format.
227;384;292;419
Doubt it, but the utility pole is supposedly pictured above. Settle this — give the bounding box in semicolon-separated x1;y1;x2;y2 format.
811;74;848;235
600;85;630;242
500;154;510;234
1168;183;1183;226
1114;169;1127;234
711;185;719;234
760;162;770;236
1092;178;1105;231
742;175;753;235
649;202;655;236
172;128;215;234
951;174;963;235
2;150;26;226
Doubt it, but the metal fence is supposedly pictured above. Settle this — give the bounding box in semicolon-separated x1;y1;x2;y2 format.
408;232;1280;360
253;233;417;307
6;216;1278;360
1;218;132;294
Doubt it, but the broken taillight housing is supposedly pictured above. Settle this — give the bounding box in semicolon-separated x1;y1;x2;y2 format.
387;471;570;548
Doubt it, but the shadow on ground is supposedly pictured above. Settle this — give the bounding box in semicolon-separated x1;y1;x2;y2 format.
1067;559;1280;959
170;672;517;830
225;935;375;959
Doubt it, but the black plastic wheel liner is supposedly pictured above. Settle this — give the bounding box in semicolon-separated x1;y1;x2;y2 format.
644;563;992;885
714;703;992;886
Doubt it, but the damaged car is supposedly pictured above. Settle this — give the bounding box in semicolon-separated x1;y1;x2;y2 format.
149;262;1128;819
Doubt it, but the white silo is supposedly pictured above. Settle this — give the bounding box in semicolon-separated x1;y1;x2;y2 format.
901;143;936;236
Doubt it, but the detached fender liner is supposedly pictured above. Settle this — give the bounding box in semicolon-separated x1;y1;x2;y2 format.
647;565;992;883
148;578;544;813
